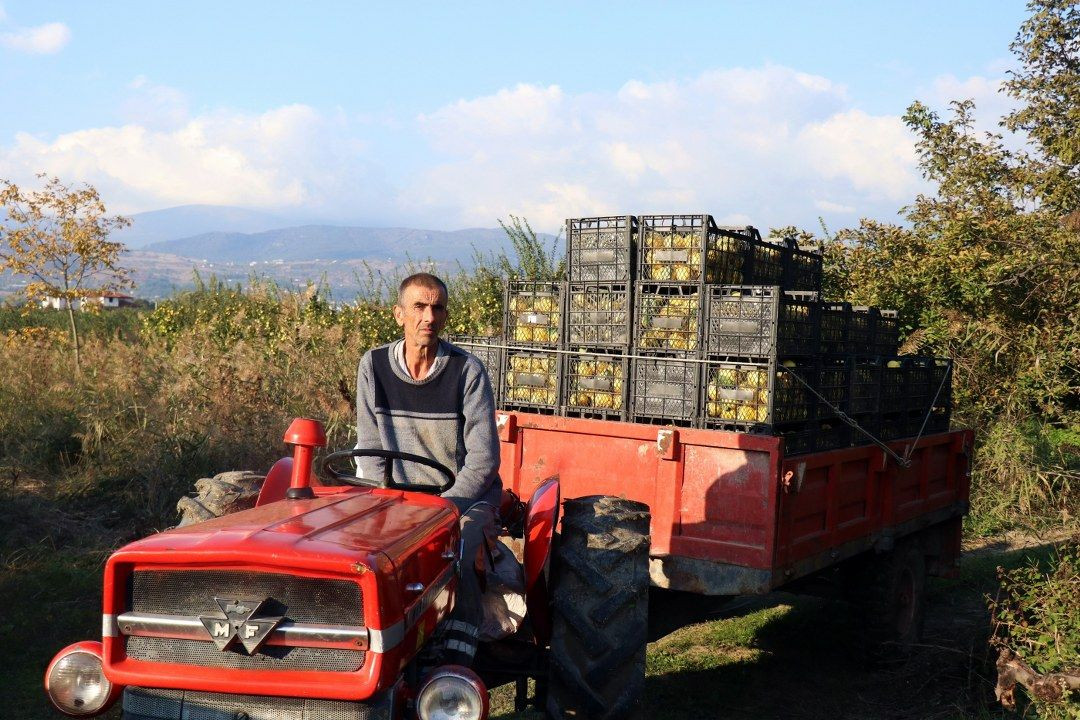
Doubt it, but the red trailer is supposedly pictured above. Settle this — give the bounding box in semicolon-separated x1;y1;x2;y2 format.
496;411;971;596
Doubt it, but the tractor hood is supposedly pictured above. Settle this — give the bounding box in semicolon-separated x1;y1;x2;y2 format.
100;487;461;702
111;487;459;572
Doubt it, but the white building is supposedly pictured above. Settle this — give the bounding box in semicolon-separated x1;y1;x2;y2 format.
41;291;136;311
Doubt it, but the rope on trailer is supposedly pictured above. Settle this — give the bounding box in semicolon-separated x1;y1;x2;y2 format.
776;365;912;468
902;360;952;465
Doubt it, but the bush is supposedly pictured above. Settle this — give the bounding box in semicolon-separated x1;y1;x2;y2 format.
990;537;1080;718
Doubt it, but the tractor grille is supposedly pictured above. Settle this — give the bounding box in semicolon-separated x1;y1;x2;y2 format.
125;636;364;671
122;686;393;720
129;569;363;623
125;569;365;672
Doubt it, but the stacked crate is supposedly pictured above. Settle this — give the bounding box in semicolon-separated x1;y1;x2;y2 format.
563;216;636;420
631;215;750;426
699;287;819;448
501;280;563;414
453;209;951;453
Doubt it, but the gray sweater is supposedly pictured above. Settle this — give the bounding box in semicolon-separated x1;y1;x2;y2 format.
355;339;501;512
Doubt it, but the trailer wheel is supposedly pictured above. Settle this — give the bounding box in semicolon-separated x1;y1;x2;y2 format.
846;539;927;659
547;496;650;720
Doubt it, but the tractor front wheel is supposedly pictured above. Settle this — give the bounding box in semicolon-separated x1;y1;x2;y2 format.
547;496;650;720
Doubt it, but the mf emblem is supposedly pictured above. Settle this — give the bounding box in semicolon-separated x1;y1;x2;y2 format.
199;597;284;653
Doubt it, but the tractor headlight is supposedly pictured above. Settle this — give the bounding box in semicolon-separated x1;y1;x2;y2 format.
45;642;114;716
416;666;488;720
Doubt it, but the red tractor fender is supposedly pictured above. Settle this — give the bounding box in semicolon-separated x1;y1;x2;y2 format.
522;477;560;645
256;457;295;507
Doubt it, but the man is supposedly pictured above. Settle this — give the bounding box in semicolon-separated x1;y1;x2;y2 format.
355;272;501;667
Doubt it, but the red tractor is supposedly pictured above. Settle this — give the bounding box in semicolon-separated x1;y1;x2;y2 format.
45;412;971;719
44;417;649;720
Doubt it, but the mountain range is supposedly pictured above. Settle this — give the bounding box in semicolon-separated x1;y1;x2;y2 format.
0;205;560;300
142;224;518;264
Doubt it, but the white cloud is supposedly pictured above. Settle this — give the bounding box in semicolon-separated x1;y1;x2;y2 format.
0;105;387;216
1;21;70;54
922;73;1017;134
409;66;917;231
815;200;856;213
121;76;190;129
799;110;917;199
0;64;931;232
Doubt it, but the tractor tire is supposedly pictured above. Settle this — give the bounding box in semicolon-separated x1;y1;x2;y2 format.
844;537;927;661
176;470;265;527
547;496;650;720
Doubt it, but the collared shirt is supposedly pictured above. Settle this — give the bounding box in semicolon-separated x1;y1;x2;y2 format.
394;338;448;380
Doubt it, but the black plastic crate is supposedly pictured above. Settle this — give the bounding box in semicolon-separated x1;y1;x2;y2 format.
850;356;882;415
848;413;880;448
629;354;701;426
567;215;637;284
879;411;917;441
638;214;750;283
566;283;633;348
635;283;703;353
872;310;900;355
929;358;953;406
704;286;817;359
881;357;908;408
447;335;504;406
775;422;817;456
504;281;564;347
816;416;852;451
906;356;933;413
563;348;629;421
502;349;562;413
747;238;785;286
783;239;824;292
819;302;851;353
700;358;816;430
849;307;877;353
817;356;852;414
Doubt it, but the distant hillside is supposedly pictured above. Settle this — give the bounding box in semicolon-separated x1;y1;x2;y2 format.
142;225;556;264
114;205;305;248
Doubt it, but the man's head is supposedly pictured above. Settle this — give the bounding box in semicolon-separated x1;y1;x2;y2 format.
394;273;449;351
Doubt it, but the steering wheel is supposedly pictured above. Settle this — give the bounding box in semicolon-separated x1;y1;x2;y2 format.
320;448;456;494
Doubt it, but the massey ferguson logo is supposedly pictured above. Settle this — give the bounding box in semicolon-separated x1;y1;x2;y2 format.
199;597;284;653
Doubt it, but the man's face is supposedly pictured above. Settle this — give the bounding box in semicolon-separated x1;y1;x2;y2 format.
394;283;448;351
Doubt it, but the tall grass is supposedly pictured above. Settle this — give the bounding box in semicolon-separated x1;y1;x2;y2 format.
0;239;557;557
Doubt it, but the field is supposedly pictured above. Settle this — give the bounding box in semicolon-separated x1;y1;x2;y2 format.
5;532;1068;720
2;246;1077;718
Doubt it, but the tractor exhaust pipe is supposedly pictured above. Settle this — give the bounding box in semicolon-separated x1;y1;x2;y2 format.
283;418;327;500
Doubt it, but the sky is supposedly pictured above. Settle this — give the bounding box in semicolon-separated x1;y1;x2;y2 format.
0;1;1032;234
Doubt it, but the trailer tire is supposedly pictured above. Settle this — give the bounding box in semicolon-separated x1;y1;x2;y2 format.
175;471;264;527
847;538;927;660
547;496;650;720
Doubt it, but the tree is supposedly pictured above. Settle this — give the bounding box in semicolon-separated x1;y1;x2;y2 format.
815;2;1080;525
0;175;132;372
496;214;566;281
1003;0;1080;214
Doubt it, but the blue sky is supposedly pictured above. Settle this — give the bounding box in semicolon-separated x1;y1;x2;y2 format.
0;1;1030;233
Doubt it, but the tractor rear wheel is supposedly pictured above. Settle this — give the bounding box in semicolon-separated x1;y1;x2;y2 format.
547;496;650;720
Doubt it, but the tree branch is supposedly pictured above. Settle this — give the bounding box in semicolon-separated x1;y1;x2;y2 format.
996;647;1080;709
